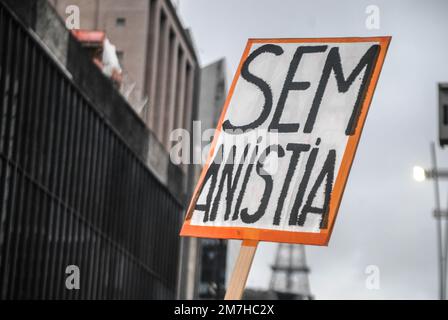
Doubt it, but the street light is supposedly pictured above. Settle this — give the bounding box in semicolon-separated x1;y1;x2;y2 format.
413;166;448;181
413;166;427;182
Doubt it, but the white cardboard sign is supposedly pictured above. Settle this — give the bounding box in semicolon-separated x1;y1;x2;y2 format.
181;37;390;245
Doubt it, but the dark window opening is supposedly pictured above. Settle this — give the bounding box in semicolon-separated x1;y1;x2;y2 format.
444;104;448;125
116;17;126;26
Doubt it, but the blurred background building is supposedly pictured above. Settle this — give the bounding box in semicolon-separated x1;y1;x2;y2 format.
269;244;312;299
242;244;313;300
195;59;228;299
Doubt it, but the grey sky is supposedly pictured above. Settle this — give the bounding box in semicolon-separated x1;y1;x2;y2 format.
178;0;448;299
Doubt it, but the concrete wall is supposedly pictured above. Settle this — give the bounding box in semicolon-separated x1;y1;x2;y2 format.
3;0;186;204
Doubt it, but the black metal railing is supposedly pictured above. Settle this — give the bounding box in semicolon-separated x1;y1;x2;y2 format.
0;2;182;299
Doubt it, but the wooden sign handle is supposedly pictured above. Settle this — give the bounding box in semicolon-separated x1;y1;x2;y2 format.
224;240;259;300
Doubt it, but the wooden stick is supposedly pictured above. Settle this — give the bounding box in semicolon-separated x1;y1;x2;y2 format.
224;240;259;300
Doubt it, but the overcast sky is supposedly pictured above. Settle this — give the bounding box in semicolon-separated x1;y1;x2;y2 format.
178;0;448;299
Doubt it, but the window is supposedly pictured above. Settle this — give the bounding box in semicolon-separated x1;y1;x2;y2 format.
116;51;124;62
116;17;126;27
444;104;448;125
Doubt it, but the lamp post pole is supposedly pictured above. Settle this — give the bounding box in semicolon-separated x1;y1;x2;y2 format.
414;142;448;300
429;142;445;300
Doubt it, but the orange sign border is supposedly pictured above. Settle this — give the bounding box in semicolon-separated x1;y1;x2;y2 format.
180;37;391;246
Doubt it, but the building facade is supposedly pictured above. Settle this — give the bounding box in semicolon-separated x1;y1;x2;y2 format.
195;59;228;299
0;0;187;299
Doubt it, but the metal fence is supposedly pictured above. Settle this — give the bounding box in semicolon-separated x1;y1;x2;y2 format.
0;2;183;299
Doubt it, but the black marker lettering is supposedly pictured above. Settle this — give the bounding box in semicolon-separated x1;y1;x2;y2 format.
269;46;327;133
209;145;249;221
273;143;310;225
240;145;284;224
232;146;258;221
304;45;380;135
288;141;319;225
222;44;283;133
194;146;224;222
298;149;336;228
